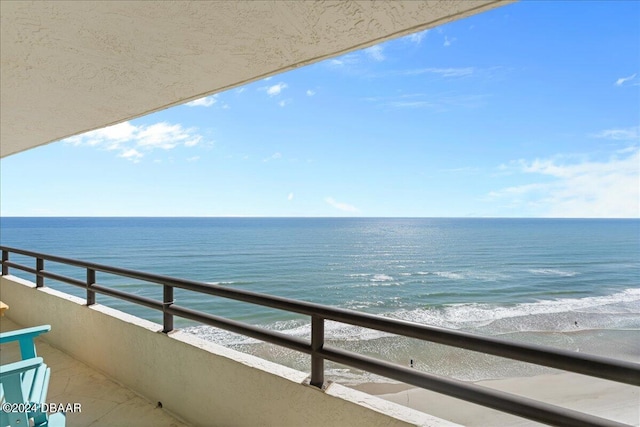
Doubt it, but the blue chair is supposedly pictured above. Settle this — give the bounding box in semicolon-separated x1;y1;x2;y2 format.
0;325;51;359
0;326;65;427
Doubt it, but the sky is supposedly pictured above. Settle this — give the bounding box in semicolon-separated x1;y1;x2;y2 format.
1;1;639;218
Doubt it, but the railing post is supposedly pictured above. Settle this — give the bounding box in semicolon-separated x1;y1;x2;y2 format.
163;285;174;333
310;315;325;388
36;257;44;288
1;250;8;275
86;268;96;305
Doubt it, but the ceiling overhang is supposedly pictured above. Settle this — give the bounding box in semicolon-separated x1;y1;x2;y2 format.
0;1;511;158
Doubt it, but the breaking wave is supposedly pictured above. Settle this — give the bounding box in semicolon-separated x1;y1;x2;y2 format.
186;288;640;346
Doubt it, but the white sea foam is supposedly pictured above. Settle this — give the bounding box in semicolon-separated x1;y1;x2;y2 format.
528;268;579;277
348;269;508;283
265;318;394;342
407;270;509;281
183;288;640;387
354;282;400;288
433;271;464;280
186;289;640;346
393;288;640;333
345;299;388;309
185;324;260;346
370;274;394;282
324;289;639;338
348;273;400;287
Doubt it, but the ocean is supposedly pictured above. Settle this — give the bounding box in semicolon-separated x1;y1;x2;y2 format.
1;217;639;384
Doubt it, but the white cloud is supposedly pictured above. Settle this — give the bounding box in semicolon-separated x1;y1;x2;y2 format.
266;83;287;96
288;193;294;201
306;90;316;96
64;121;204;161
591;126;639;141
66;121;136;149
185;96;217;107
263;152;282;162
187;156;201;162
137;122;202;149
615;73;637;86
278;99;291;107
405;30;428;44
328;54;359;68
364;45;385;61
119;148;143;162
443;36;456;47
385;93;487;110
325;197;359;213
488;148;640;218
404;67;474;78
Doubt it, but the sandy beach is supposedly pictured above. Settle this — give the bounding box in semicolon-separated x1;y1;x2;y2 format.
353;372;639;426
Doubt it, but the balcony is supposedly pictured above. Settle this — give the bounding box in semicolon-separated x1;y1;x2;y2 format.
1;246;638;426
0;317;190;427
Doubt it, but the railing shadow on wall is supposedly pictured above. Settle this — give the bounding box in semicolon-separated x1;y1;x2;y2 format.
1;245;638;427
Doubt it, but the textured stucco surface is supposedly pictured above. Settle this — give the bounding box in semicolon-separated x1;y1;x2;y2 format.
0;1;511;158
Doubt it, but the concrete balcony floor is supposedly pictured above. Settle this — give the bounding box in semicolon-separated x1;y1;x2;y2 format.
0;317;190;427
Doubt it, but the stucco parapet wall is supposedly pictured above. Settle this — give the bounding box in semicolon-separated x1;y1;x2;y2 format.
0;275;460;427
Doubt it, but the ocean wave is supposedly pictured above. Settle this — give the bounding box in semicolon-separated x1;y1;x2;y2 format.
347;270;510;283
370;274;394;282
184;324;260;346
345;300;388;310
353;282;400;288
528;268;579;277
433;271;464;280
185;289;640;346
184;316;394;347
316;288;639;339
392;288;640;333
348;273;400;287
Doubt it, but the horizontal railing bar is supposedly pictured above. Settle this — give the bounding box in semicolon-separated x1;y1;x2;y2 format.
1;246;210;286
37;270;164;311
320;346;630;427
90;284;164;312
2;245;639;387
39;270;86;288
167;305;311;355
3;261;37;275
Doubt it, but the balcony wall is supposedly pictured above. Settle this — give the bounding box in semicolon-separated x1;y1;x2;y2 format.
0;275;457;427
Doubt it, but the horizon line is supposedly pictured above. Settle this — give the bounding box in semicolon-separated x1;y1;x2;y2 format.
1;216;638;220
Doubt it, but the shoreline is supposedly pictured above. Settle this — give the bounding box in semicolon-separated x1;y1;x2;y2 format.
352;372;639;426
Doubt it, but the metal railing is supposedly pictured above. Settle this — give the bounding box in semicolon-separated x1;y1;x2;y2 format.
1;245;638;427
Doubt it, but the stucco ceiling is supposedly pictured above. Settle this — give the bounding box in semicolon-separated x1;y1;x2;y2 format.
0;1;510;158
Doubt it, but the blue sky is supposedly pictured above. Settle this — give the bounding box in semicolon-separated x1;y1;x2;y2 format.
2;1;639;218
